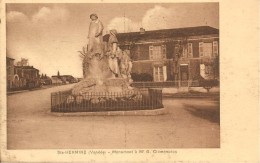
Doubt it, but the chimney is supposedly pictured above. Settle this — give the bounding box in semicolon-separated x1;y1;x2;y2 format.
140;28;145;34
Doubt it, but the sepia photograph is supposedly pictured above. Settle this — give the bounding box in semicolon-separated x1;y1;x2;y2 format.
1;0;260;162
5;3;220;149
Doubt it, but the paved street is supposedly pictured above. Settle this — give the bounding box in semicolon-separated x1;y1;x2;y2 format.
7;84;220;149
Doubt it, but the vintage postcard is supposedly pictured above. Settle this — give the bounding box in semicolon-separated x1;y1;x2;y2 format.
0;0;259;162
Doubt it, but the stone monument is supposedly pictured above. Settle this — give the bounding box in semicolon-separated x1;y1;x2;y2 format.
72;14;133;97
51;14;163;112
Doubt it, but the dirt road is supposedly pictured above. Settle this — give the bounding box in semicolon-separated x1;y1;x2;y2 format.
7;84;220;149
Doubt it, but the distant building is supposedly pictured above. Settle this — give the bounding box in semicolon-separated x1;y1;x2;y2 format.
62;75;77;83
14;66;41;89
40;74;52;85
105;26;219;84
51;75;77;84
6;57;15;90
7;57;39;90
51;76;63;85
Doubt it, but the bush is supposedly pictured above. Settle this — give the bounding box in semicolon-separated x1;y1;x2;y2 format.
131;73;153;82
199;78;219;92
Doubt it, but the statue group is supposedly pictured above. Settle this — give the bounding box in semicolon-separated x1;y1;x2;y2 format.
82;14;132;80
72;13;133;96
52;13;164;110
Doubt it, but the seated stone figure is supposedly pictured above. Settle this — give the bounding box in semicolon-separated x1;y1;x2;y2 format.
119;49;132;81
106;29;121;78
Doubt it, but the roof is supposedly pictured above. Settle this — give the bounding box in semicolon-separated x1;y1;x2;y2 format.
6;57;15;60
51;76;61;80
52;75;74;78
103;26;219;43
15;66;39;71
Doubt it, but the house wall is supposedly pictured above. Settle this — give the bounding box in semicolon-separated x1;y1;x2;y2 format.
177;37;219;80
130;41;176;61
6;58;15;89
13;67;41;89
132;61;153;74
122;35;219;82
130;41;175;81
189;59;201;80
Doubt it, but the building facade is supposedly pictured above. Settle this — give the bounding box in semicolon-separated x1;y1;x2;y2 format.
51;75;77;84
6;57;41;91
14;66;41;89
40;74;52;85
6;57;15;89
111;26;219;83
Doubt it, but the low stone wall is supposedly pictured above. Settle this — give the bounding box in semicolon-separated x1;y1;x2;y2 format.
50;107;167;116
51;88;163;113
162;87;220;94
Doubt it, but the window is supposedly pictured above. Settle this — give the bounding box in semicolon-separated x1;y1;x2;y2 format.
199;42;213;57
204;43;213;57
154;66;163;81
199;42;204;57
153;66;166;81
205;65;213;74
153;46;161;60
213;41;218;57
149;45;166;60
188;43;193;58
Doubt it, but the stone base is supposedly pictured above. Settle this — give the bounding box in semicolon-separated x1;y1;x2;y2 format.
50;108;167;116
72;77;133;96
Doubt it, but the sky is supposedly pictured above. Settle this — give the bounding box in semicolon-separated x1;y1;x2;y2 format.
6;3;219;77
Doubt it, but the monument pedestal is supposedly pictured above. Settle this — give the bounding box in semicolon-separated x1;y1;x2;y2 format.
72;77;133;96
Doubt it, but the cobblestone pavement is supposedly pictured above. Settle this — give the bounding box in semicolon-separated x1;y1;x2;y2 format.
7;84;220;149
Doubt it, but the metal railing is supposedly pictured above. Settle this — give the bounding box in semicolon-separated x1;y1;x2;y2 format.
130;80;200;88
51;88;163;112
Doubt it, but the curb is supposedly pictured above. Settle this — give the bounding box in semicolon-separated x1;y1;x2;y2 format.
49;108;167;116
7;84;74;95
7;90;30;95
163;93;220;98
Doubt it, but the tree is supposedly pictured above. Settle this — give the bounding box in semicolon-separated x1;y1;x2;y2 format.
200;79;219;93
57;71;60;77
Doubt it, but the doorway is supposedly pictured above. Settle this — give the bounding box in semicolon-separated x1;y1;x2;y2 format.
180;64;189;86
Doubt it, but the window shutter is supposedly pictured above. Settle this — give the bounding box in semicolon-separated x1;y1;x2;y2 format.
149;46;153;60
162;45;167;59
174;44;179;54
188;43;193;58
213;41;218;57
199;42;204;57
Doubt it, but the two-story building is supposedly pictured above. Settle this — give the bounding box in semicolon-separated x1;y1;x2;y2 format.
6;57;15;90
14;66;41;89
7;57;43;91
111;26;219;84
51;75;77;84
